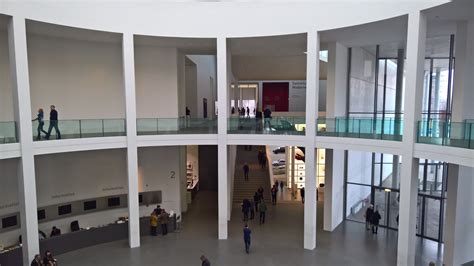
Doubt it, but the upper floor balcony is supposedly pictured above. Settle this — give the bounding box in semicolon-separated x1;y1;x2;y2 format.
32;119;126;141
0;122;17;144
417;120;474;149
137;117;217;135
317;117;403;141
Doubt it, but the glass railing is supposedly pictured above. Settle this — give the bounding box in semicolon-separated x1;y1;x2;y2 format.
0;121;17;144
137;118;217;135
227;116;305;135
417;120;474;149
317;117;403;141
32;119;126;141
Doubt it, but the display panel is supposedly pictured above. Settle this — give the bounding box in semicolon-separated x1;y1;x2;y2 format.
58;204;72;215
83;200;97;211
107;197;120;207
2;216;18;228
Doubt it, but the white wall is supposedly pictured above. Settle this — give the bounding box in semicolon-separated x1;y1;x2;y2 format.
0;158;19;216
185;61;198;118
187;55;217;119
27;34;125;119
0;29;14;122
0;147;185;247
135;45;179;118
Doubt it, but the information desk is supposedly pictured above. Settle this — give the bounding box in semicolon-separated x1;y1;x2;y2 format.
0;215;176;265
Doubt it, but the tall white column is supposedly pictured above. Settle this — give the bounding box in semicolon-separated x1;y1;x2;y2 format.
8;16;40;266
324;42;348;231
304;30;319;250
444;20;474;266
217;36;228;239
122;33;140;248
444;165;474;266
397;11;426;266
451;20;474;121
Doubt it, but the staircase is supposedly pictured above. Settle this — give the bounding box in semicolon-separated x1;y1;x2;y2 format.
232;146;272;203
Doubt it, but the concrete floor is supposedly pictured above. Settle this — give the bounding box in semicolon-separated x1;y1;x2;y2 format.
56;191;444;266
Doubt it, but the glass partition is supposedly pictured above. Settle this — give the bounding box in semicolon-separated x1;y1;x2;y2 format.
0;122;17;144
137;118;217;135
32;119;126;141
317;117;403;141
417;120;474;149
227;116;305;135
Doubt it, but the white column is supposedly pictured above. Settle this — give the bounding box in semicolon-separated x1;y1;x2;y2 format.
8;16;40;266
122;33;140;248
304;30;319;250
397;11;426;266
324;42;348;231
444;165;474;266
217;36;228;239
451;20;474;121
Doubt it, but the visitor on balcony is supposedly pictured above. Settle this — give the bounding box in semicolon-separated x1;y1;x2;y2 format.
32;108;48;140
45;105;61;140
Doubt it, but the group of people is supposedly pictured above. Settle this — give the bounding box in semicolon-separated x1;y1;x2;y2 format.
30;250;57;266
32;105;61;140
232;106;255;118
150;205;170;236
270;180;284;205
257;149;267;169
364;204;382;234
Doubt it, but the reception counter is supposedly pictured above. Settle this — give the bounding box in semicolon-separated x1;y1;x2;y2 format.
0;215;176;265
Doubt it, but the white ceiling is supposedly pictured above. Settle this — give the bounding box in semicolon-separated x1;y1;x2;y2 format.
25;20;122;43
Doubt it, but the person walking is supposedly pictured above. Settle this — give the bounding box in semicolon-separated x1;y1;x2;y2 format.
32;108;48;140
242;199;250;221
200;255;211;266
275;181;279;192
253;191;261;212
185;106;191;127
43;250;57;266
263;107;272;129
261;154;266;168
250;200;255;220
243;224;251;254
159;209;169;235
259;200;267;225
371;207;382;234
364;204;374;231
257;150;263;168
271;185;277;205
279;181;284;191
300;187;305;204
243;163;250;181
150;211;158;236
246;106;250;118
45;105;61;140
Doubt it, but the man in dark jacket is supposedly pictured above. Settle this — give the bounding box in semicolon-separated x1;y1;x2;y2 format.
45;105;61;140
243;163;250;181
371;207;382;234
243;224;251;254
365;204;374;231
242;199;250;221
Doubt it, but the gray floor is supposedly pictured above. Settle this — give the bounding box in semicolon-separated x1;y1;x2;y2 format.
57;191;444;266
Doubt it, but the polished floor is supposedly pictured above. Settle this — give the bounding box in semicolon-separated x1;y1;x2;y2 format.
57;191;444;266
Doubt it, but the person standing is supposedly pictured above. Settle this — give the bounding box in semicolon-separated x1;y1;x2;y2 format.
271;185;277;205
150;211;158;236
253;191;261;212
263;107;272;129
242;199;250;221
243;224;251;254
49;226;61;237
261;154;266;168
243;163;250;181
32;108;48;140
259;200;267;225
300;187;305;204
45;105;61;140
43;250;57;266
246;106;250;118
159;209;169;235
185;106;191;127
371;207;382;234
200;255;211;266
364;204;374;231
30;254;43;266
250;200;255;220
279;181;284;191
